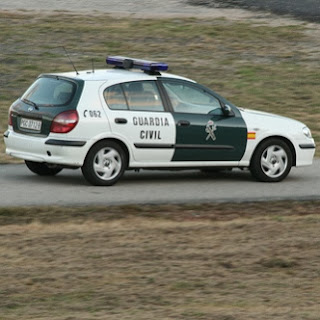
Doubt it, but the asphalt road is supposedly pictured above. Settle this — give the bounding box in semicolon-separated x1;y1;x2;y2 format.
1;1;318;207
188;0;320;22
0;161;319;207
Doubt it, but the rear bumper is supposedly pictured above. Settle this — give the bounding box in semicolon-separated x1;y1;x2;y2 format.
4;130;88;167
45;139;86;147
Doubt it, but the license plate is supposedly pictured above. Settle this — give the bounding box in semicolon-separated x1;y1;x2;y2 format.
20;118;42;131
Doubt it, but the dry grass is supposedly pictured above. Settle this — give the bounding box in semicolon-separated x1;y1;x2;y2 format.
1;201;320;319
0;12;319;163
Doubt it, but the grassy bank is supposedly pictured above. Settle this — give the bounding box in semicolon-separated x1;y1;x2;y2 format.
1;201;320;319
0;12;319;162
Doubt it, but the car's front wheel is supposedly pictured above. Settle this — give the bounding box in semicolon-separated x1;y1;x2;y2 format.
25;160;63;176
81;141;127;186
250;139;293;182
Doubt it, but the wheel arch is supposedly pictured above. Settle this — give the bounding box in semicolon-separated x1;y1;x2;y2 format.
251;136;296;167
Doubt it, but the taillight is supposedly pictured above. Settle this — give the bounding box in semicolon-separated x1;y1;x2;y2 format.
8;111;13;126
50;110;79;133
8;106;13;126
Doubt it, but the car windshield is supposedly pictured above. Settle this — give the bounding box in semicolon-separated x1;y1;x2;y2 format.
22;77;76;107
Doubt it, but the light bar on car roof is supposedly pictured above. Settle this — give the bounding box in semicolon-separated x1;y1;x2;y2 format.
106;56;168;73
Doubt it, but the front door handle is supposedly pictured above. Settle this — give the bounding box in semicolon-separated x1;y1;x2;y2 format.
115;118;127;124
177;120;190;127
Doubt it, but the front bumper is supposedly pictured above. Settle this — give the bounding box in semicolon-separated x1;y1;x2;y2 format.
295;140;316;167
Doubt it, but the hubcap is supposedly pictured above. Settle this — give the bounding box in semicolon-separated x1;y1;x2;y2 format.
261;145;288;178
93;147;122;181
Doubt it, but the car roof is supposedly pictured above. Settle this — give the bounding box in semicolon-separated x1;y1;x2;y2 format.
44;68;195;83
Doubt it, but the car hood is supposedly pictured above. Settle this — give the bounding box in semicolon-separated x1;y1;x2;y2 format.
238;107;308;135
239;107;304;124
239;108;289;120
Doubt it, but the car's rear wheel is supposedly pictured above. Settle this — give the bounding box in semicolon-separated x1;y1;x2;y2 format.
25;160;63;176
250;138;292;182
81;141;127;186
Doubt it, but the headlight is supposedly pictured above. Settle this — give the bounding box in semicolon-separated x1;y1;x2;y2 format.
302;126;312;138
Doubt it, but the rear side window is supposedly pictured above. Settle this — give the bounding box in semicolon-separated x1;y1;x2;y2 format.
104;81;164;112
22;77;76;107
104;84;127;110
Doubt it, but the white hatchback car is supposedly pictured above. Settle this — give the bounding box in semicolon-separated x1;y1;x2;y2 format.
4;56;316;185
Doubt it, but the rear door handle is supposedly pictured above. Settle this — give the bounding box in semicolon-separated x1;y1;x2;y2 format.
115;118;127;124
177;120;190;127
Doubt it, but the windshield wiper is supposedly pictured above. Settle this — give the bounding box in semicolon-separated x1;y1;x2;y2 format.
22;99;39;110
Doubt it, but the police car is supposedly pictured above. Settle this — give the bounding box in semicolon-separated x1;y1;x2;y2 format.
4;56;316;186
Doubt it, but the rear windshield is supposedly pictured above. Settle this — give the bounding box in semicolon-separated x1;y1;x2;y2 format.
22;77;76;107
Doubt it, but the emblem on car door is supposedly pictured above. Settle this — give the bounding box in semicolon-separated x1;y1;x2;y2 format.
205;120;217;141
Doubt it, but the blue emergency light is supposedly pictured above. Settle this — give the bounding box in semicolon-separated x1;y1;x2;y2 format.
106;56;168;74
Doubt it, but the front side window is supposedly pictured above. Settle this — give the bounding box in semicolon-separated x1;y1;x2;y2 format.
22;77;76;106
162;80;222;115
104;81;164;112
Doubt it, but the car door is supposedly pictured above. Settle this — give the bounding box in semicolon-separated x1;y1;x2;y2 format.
160;79;247;162
103;80;175;163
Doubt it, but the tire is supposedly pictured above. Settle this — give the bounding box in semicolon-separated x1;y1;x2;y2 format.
81;141;127;186
25;160;63;176
250;139;293;182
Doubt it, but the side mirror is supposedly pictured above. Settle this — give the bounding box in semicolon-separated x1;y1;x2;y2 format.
222;104;235;117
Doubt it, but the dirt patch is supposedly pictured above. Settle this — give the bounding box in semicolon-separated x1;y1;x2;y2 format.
0;0;299;22
1;201;320;319
1;201;320;225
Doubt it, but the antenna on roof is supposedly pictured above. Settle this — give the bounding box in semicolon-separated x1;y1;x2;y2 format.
92;58;95;73
62;46;79;75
